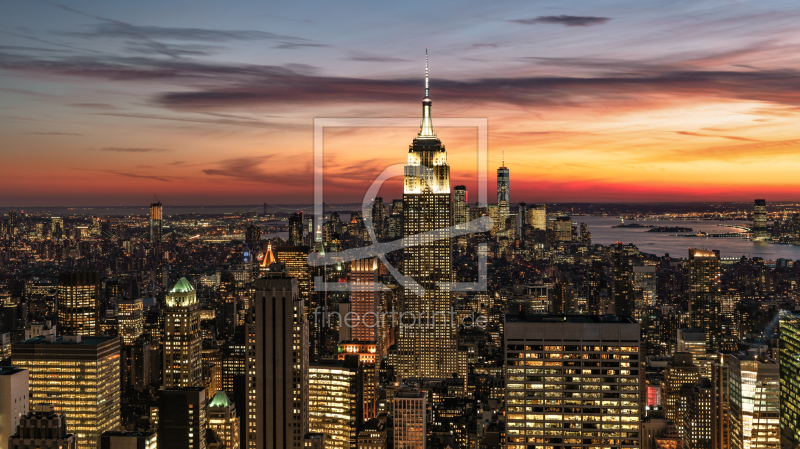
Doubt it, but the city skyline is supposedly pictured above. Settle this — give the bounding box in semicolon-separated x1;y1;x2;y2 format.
6;1;800;205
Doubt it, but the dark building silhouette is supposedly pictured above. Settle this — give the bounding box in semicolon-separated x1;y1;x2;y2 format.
158;387;207;449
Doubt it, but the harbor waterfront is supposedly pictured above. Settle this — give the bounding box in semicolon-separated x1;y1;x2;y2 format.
579;216;800;260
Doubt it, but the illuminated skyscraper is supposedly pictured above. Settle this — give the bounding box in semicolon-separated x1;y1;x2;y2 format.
399;51;458;380
780;310;800;447
275;246;312;312
247;272;308;449
554;216;572;242
726;353;780;449
308;358;361;449
661;353;699;439
289;212;304;246
150;202;163;261
163;278;202;388
689;248;722;351
117;298;144;345
505;315;642;449
349;258;379;342
497;149;510;225
208;391;240;449
12;335;121;449
393;385;426;449
453;186;468;228
632;266;656;321
527;204;546;231
57;272;99;336
753;199;768;240
613;243;634;316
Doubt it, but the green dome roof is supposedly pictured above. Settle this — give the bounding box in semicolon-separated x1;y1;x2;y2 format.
209;390;231;408
170;277;194;293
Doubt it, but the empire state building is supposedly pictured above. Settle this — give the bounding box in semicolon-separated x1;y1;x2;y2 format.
398;51;458;380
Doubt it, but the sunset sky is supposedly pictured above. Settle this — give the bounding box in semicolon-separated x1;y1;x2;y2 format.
4;0;800;206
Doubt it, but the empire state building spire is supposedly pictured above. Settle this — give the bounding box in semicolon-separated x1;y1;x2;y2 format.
418;48;436;139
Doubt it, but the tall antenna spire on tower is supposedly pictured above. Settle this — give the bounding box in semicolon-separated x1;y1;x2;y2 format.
502;147;505;167
425;47;429;98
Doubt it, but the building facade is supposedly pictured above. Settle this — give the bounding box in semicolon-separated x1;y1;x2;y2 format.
159;388;207;449
9;404;77;449
247;273;308;449
163;278;202;388
505;315;642;449
12;336;121;449
0;367;28;446
780;310;800;447
308;358;361;449
57;272;99;336
689;249;722;351
398;53;458;381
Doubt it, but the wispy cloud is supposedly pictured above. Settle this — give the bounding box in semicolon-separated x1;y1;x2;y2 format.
108;171;179;182
99;147;175;153
511;15;611;27
674;131;761;142
21;131;82;136
69;103;119;110
345;52;408;62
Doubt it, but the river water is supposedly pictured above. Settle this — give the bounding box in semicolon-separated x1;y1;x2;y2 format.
577;216;800;260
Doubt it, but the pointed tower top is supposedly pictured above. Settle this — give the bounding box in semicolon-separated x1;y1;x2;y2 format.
260;241;277;268
418;48;436;139
425;47;429;99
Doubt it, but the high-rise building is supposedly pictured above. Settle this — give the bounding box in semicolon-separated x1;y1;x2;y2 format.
505;315;642;449
0;367;28;446
349;258;379;342
163;278;202;388
159;387;207;449
208;391;239;449
371;198;386;240
57;272;99;336
308;358;361;449
9;404;77;449
726;353;780;449
613;243;634;316
274;246;312;311
711;360;731;449
399;52;457;380
683;378;714;449
526;204;546;231
289;212;304;246
150;202;163;261
393;385;426;449
12;336;121;449
100;432;157;449
247;273;308;449
661;353;699;439
117;298;144;345
554;216;572;242
453;186;468;228
245;225;261;251
779;310;800;447
518;202;528;234
497;150;510;225
633;266;656;320
753;199;768;240
689;249;722;351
